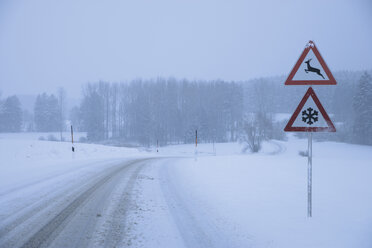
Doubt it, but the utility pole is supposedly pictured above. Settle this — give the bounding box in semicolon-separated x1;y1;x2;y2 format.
157;139;159;153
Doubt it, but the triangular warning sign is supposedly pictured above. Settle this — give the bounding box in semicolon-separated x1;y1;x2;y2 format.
284;87;336;132
285;41;336;85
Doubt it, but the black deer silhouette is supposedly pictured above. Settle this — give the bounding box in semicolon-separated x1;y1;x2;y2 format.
304;58;325;79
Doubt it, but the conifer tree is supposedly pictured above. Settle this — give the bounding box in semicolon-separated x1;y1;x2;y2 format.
353;72;372;145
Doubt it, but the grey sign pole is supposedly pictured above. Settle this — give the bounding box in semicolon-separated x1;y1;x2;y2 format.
307;131;313;217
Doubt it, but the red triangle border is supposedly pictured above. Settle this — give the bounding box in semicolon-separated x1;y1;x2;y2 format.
285;41;337;85
284;87;336;132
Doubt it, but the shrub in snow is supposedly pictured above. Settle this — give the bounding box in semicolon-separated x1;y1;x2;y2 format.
239;113;266;153
38;136;45;141
298;150;308;157
47;134;58;141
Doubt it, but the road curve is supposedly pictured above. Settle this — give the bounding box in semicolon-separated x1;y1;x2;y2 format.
0;158;156;248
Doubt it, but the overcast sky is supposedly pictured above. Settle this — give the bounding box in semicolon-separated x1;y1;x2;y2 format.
0;0;371;98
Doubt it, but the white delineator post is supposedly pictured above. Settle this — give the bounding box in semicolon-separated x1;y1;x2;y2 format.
307;131;313;217
195;130;197;148
194;130;198;159
213;138;216;156
71;125;75;153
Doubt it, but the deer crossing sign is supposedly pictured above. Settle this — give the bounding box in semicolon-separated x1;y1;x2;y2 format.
285;41;336;85
284;40;336;132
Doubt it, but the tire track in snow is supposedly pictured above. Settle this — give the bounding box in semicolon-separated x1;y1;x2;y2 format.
0;160;124;238
19;159;149;248
0;158;153;248
159;159;232;248
266;140;286;155
99;163;145;248
0;159;123;198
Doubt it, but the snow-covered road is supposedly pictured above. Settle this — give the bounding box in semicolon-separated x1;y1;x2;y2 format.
0;158;158;248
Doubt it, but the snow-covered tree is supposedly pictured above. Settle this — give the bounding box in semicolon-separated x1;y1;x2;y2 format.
81;85;105;141
57;87;67;141
0;95;22;132
69;106;83;132
352;72;372;145
34;93;59;131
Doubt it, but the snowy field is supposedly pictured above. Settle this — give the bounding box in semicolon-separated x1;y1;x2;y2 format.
0;131;87;141
0;133;372;247
0;134;143;195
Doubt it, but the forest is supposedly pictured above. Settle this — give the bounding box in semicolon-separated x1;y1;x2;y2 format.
1;70;372;147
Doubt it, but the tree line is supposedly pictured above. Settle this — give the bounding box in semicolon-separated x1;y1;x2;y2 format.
242;71;372;146
76;78;243;146
0;88;66;140
0;71;371;148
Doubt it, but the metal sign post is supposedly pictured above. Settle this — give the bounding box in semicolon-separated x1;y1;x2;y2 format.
307;132;312;217
284;41;337;218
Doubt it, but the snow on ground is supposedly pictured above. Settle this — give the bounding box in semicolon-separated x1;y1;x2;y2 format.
0;131;87;141
0;134;149;247
130;137;372;248
274;113;291;122
153;139;283;157
0;134;143;195
1;133;372;248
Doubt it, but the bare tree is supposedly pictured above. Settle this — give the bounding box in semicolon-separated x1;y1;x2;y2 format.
57;87;66;141
239;113;265;153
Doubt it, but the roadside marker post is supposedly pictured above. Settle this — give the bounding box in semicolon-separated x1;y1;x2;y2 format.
195;130;197;147
194;130;198;160
71;125;75;153
284;41;336;218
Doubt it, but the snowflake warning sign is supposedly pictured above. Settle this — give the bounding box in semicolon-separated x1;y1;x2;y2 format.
285;41;337;85
284;87;336;132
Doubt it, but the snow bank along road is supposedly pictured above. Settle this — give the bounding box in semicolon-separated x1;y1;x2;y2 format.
0;158;160;248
